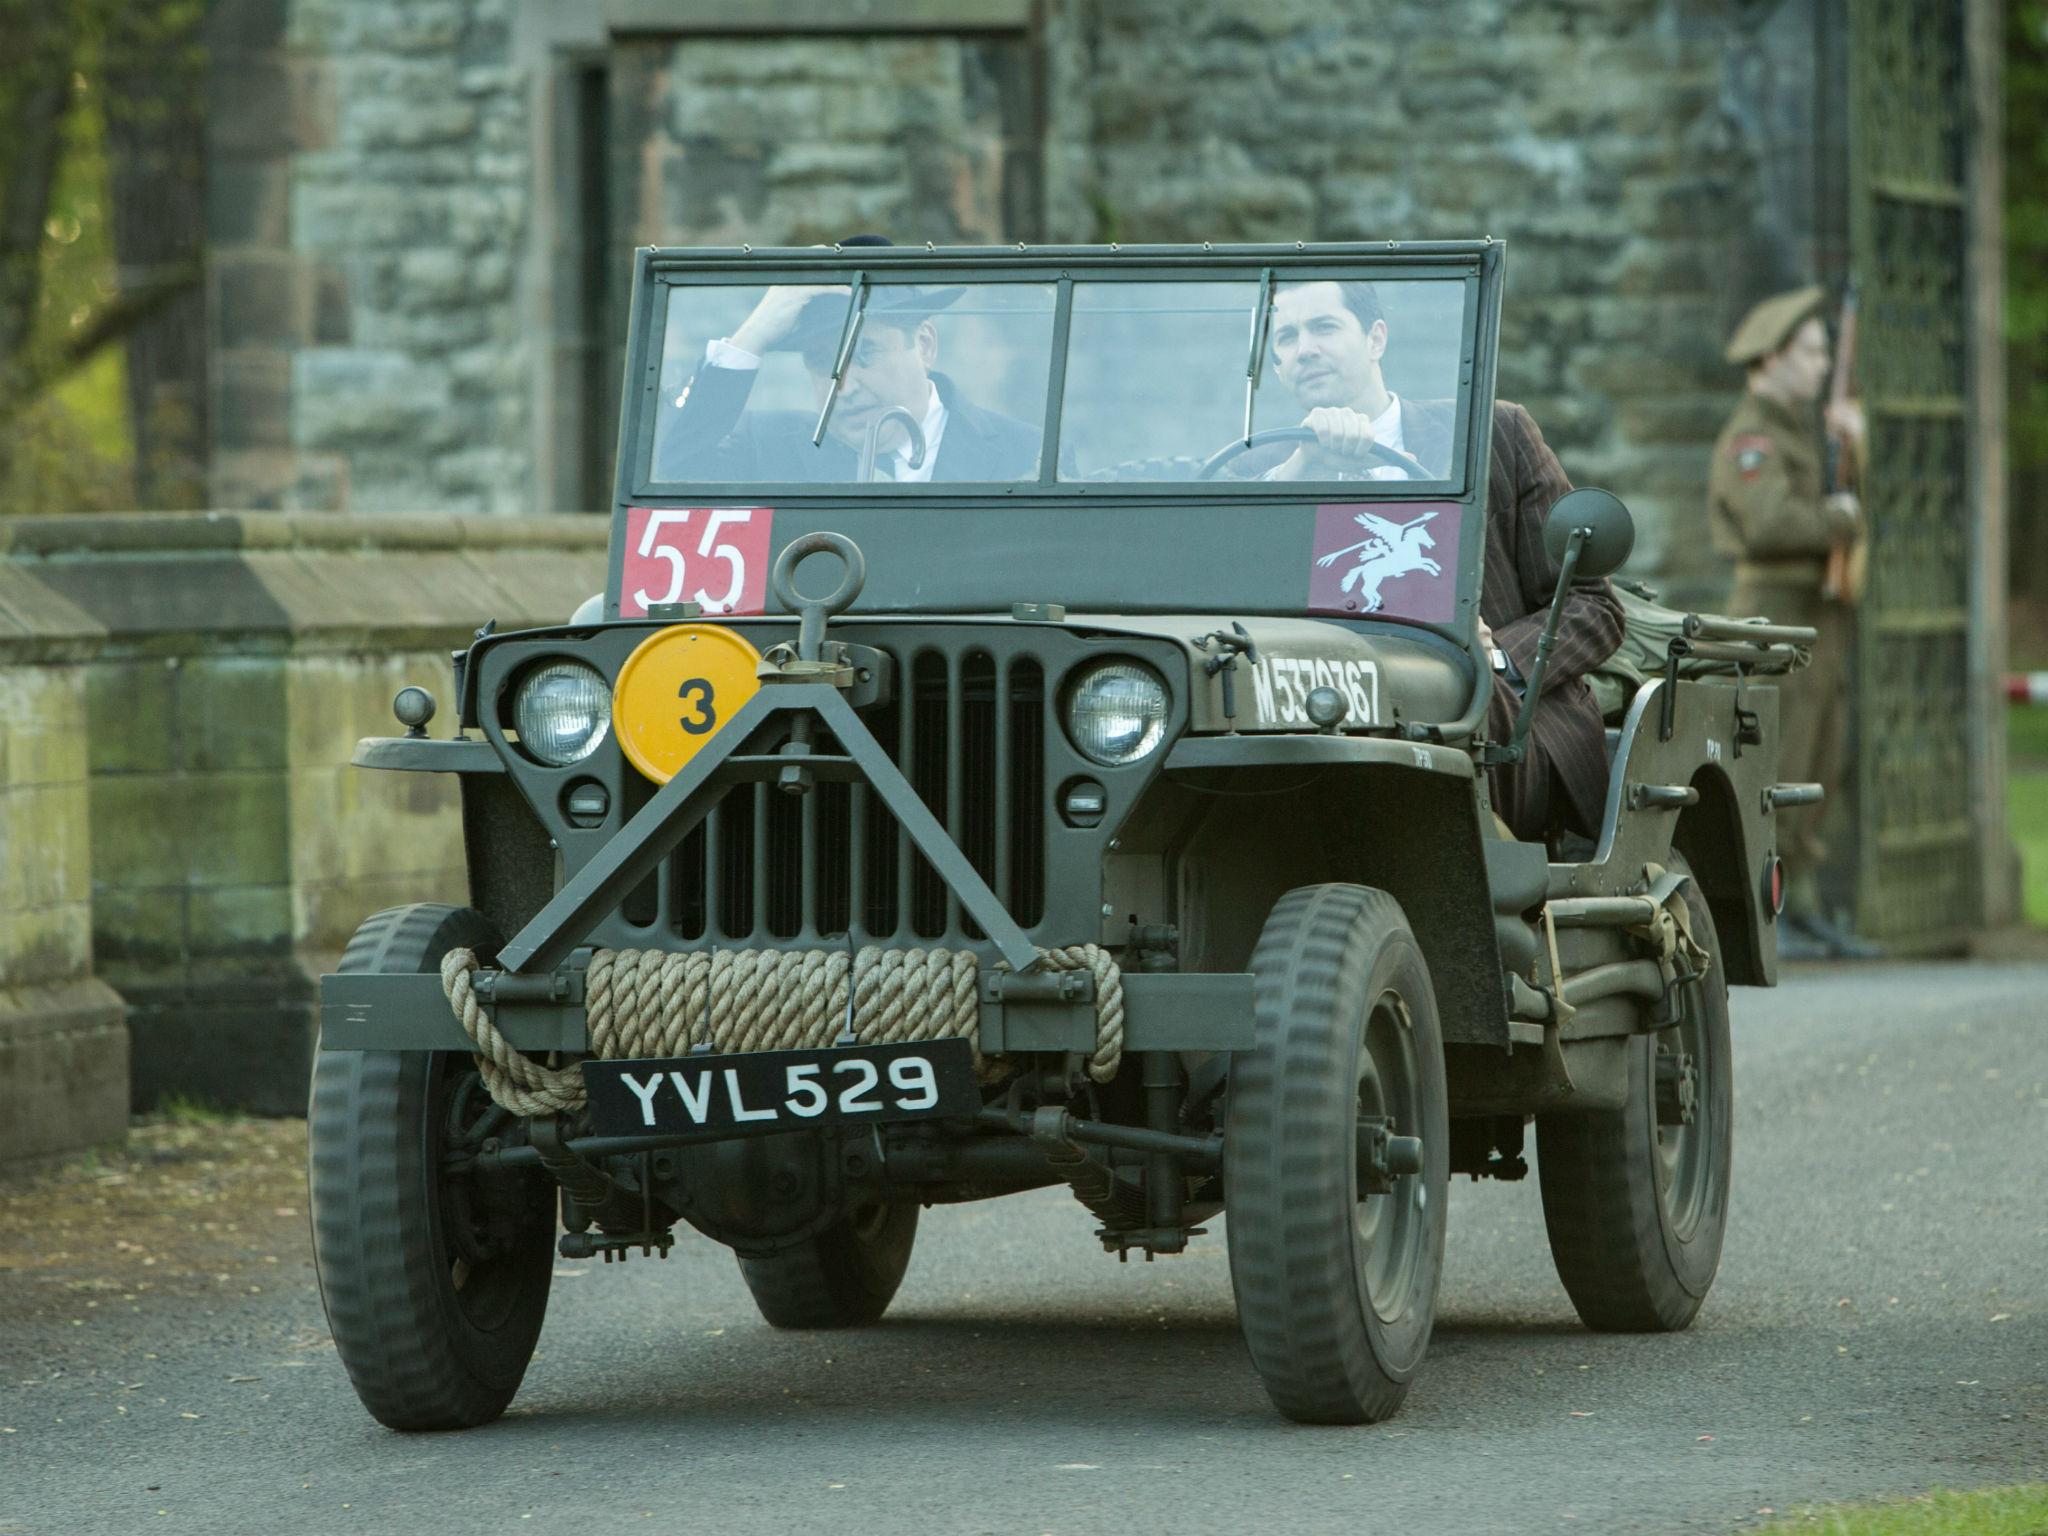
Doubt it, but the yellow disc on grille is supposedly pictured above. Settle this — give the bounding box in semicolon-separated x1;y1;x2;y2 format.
612;624;763;784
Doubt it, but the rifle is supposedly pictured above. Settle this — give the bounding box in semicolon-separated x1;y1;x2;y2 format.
1822;283;1862;603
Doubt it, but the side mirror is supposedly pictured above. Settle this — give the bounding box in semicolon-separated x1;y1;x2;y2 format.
1493;489;1637;771
1543;487;1635;579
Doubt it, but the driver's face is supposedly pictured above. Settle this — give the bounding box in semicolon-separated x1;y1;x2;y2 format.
1270;282;1386;410
805;320;935;446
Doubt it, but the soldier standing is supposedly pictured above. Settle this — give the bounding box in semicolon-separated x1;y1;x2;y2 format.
1709;286;1876;959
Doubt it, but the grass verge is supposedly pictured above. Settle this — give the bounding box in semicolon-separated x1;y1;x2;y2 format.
2015;771;2048;926
2013;704;2048;927
1756;1484;2048;1534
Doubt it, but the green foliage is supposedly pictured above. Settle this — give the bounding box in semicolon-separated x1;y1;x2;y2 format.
2012;706;2048;927
0;44;133;512
1757;1484;2048;1536
2012;699;2048;765
2015;773;2048;926
0;0;208;512
158;1093;231;1127
2009;1;2048;471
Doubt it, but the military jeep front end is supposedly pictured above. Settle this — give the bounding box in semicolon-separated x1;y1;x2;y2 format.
311;242;1811;1432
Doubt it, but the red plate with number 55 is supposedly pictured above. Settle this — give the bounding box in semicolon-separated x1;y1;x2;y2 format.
582;1039;980;1140
619;505;774;619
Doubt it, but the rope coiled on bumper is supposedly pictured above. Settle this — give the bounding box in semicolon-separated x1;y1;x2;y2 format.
439;944;1124;1117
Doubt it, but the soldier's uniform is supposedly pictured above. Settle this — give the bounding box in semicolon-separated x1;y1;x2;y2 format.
1707;286;1860;923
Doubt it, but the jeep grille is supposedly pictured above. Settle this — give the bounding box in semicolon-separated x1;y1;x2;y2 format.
637;646;1047;944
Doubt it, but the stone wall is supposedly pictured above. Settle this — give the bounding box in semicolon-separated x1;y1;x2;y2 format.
0;514;606;1125
217;0;1807;608
0;576;128;1162
1039;0;1805;607
208;0;536;513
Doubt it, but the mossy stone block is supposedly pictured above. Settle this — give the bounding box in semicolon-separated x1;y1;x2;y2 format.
185;883;294;957
179;655;289;771
0;902;93;984
0;980;131;1161
91;770;291;889
286;651;444;770
0;666;88;789
88;885;185;970
0;783;90;912
86;660;178;775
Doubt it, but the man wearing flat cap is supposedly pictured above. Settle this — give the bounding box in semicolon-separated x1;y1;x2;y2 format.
1708;285;1873;958
658;237;1040;484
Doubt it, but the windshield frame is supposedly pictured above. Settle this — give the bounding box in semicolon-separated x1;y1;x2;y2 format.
606;242;1506;641
620;245;1492;505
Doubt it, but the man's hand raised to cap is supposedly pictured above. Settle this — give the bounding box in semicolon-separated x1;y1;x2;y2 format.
728;283;850;357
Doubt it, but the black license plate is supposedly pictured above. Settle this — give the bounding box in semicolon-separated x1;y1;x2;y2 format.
582;1038;979;1140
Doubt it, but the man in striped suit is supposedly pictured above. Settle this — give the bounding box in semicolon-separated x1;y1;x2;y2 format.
1266;278;1624;842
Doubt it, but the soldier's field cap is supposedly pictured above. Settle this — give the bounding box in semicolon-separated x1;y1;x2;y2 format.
1725;285;1826;366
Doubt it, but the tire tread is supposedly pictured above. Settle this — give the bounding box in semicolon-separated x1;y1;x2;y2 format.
1226;884;1447;1424
310;904;552;1430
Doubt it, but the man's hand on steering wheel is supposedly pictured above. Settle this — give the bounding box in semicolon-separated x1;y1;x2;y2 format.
1195;424;1423;480
1269;406;1380;481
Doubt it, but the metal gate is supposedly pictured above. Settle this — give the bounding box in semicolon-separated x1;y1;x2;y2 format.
1846;0;1982;946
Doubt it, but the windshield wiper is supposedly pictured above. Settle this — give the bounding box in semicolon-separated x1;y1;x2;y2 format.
811;272;869;447
1242;266;1274;445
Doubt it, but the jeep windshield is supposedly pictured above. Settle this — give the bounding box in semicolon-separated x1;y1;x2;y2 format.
614;245;1503;629
641;265;1477;492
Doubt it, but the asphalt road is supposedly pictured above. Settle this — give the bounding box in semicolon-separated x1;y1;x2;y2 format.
5;962;2044;1536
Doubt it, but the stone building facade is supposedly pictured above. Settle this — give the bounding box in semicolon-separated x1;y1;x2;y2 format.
205;0;1884;608
189;0;2009;945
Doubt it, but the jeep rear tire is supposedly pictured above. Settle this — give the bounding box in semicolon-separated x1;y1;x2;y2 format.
737;1200;919;1329
309;904;557;1430
1535;855;1733;1331
1225;884;1450;1424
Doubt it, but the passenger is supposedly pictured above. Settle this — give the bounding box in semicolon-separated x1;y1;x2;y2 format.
659;237;1039;484
1264;278;1625;843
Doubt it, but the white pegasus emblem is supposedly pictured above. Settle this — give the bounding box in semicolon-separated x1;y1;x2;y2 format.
1314;510;1442;612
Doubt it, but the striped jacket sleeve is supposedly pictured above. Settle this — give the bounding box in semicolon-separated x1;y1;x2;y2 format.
1483;401;1624;695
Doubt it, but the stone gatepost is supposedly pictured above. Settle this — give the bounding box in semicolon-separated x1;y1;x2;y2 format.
0;565;128;1160
1;513;605;1116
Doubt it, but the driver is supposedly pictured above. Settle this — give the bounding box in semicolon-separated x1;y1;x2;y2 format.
658;238;1039;484
1264;278;1624;843
1263;279;1453;480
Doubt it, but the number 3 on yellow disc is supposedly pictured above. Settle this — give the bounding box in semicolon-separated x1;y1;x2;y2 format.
612;624;763;784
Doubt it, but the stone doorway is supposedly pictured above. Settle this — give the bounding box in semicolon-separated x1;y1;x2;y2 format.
561;25;1039;510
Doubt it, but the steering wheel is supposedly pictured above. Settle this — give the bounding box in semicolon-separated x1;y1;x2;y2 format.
1196;425;1429;481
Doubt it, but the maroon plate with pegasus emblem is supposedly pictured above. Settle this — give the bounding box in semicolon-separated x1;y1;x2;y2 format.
1307;500;1463;620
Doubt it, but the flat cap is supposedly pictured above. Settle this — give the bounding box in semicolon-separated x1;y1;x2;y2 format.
1725;285;1826;365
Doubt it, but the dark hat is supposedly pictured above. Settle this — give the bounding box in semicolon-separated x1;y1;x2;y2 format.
775;235;963;356
1725;285;1826;366
778;286;964;355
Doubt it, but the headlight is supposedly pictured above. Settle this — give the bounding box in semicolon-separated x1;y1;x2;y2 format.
1065;660;1169;767
513;661;612;766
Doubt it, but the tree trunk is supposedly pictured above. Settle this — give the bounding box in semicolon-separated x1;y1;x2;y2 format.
101;0;209;508
0;3;79;396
